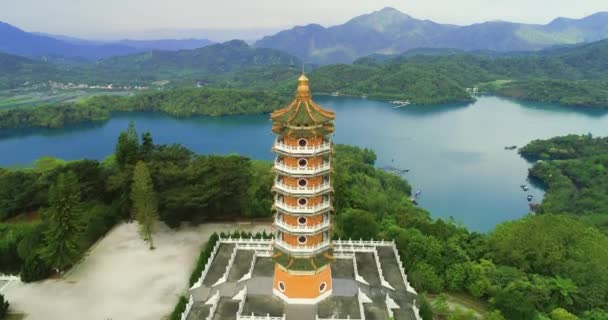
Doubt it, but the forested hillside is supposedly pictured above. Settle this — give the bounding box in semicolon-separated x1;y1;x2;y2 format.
519;135;608;232
0;87;286;129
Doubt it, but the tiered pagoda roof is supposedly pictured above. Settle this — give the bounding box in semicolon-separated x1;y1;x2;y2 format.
271;75;335;137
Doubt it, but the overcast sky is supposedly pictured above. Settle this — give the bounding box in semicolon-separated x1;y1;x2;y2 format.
2;0;607;40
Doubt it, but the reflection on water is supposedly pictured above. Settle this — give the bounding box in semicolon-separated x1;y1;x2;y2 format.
1;96;607;232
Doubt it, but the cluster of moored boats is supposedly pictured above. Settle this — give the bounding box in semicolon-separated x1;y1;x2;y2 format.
520;184;534;202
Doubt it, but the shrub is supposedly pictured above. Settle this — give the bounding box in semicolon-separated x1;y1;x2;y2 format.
169;295;188;320
0;294;8;319
20;255;51;283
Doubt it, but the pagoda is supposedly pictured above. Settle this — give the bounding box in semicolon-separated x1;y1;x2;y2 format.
270;74;335;303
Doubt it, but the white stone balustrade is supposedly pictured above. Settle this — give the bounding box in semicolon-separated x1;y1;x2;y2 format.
205;291;220;320
180;294;194;320
373;250;395;290
412;300;422;320
273;140;331;155
235;286;248;319
213;245;238;287
274;218;330;234
274;161;331;176
352;256;369;286
238;255;257;283
0;274;19;281
221;237;273;245
357;288;371;320
239;314;286;320
274;181;331;195
275;201;332;214
385;293;400;319
190;241;221;290
274;238;331;255
316;315;357;320
391;244;417;295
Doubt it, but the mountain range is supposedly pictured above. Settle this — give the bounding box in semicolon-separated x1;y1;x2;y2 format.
255;7;608;64
0;22;213;61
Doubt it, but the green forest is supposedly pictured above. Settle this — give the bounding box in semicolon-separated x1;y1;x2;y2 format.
0;87;287;129
520;134;608;233
3;39;608;126
1;125;608;319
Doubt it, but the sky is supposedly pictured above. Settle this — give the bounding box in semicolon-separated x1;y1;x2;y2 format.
1;0;607;40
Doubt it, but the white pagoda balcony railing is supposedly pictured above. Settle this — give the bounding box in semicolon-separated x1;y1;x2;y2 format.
274;161;331;176
274;238;331;255
275;201;332;214
273;140;331;155
274;181;331;195
274;218;331;234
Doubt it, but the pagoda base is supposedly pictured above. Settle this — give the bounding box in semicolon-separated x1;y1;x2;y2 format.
272;263;332;304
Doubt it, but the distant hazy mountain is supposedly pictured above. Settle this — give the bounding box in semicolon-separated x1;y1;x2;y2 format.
2;22;214;61
94;40;300;79
0;22;142;61
255;7;608;64
117;39;213;51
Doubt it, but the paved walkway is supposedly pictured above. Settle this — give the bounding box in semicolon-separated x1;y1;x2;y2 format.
3;222;271;320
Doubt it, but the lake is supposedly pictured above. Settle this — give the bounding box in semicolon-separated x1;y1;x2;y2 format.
1;95;608;231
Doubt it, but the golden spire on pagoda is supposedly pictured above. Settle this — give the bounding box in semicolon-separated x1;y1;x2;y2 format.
296;74;311;99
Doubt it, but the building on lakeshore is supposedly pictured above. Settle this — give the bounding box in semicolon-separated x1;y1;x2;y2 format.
187;75;420;320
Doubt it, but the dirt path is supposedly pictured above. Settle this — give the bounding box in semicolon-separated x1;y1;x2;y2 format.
3;221;271;320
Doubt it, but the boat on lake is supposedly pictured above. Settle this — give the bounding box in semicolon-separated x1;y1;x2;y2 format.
391;100;411;108
504;145;517;150
527;195;534;201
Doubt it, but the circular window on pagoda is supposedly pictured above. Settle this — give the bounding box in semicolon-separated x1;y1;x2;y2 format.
319;282;327;293
298;178;308;187
298;138;308;147
298;236;307;244
298;216;307;225
298;158;308;167
278;281;286;292
298;198;308;206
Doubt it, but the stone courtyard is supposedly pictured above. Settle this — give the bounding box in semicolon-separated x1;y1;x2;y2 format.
184;238;421;320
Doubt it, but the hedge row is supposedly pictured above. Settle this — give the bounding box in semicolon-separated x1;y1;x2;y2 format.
188;233;220;287
168;295;188;320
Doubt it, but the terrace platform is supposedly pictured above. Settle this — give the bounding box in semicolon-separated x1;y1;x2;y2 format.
184;238;421;320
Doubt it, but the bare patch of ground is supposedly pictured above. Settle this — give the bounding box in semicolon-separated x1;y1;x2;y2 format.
3;221;271;320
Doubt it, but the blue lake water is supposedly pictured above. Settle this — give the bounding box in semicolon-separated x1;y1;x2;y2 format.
1;95;608;231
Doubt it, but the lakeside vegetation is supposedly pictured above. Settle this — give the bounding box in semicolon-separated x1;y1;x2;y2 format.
3;39;608;124
1;125;608;318
520;134;608;232
0;87;286;129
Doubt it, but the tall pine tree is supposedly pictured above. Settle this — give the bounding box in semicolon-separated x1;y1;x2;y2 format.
115;122;140;169
131;161;159;249
41;171;82;273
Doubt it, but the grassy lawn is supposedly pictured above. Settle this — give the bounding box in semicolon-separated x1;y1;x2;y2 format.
6;313;27;320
